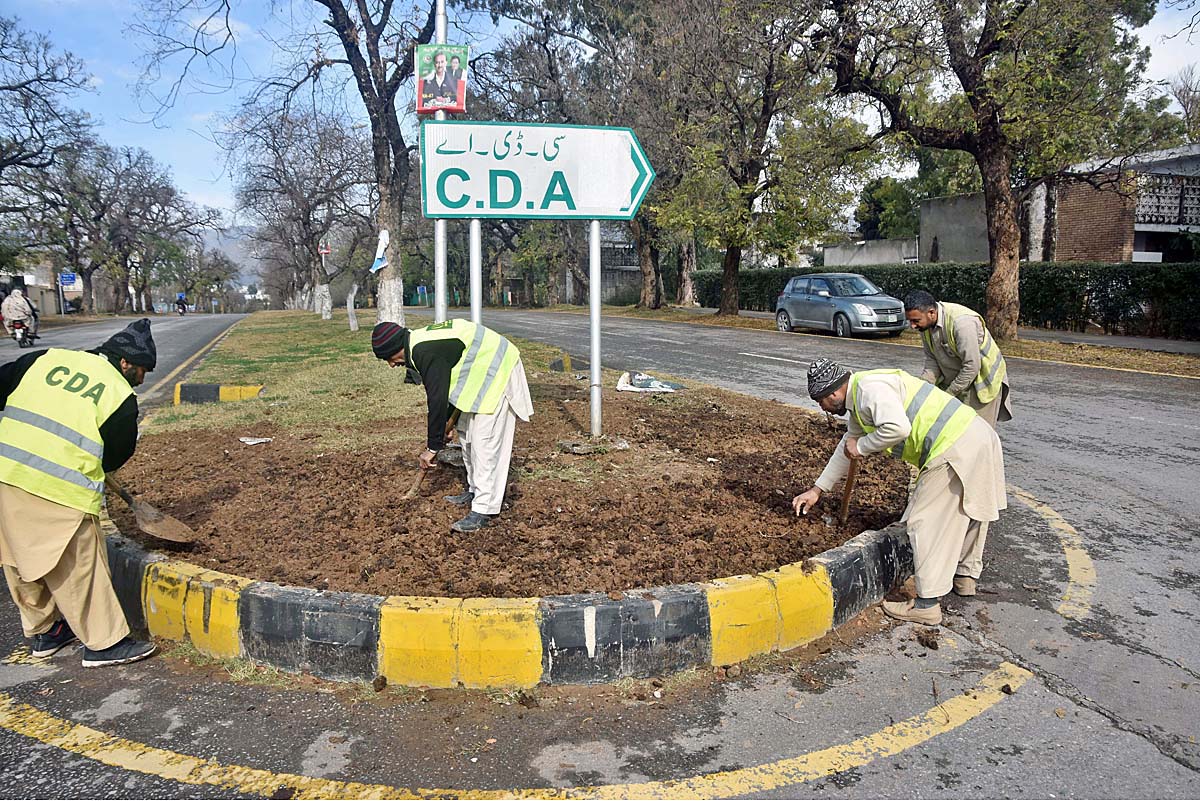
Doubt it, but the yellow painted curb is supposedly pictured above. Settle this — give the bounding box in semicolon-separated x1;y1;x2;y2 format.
379;596;463;688
458;598;543;689
705;574;783;666
143;561;252;659
761;562;835;652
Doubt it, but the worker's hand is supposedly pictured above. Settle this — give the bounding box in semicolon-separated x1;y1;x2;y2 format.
793;487;822;517
843;436;862;460
418;448;437;470
444;420;458;443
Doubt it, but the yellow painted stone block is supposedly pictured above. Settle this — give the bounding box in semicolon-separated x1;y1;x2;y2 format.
761;562;833;651
379;596;463;688
217;385;264;402
143;561;249;659
143;561;206;641
457;598;542;689
184;570;252;659
705;574;781;666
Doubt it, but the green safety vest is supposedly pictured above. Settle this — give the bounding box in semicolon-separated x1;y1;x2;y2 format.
922;302;1007;404
848;369;976;469
0;349;134;514
408;319;520;415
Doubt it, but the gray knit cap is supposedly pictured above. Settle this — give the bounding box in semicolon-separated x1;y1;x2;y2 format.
100;318;157;370
807;357;850;400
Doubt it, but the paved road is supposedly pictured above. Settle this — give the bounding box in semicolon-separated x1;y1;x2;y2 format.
0;309;1196;798
1;314;245;407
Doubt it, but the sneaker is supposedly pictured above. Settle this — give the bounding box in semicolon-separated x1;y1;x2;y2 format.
82;637;157;668
450;511;492;533
952;576;977;597
30;620;78;658
444;491;475;506
882;599;943;626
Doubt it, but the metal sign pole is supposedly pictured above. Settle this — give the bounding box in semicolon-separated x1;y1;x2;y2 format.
589;219;602;438
432;0;448;323
469;219;482;324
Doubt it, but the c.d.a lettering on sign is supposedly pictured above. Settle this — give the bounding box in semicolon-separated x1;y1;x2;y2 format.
45;365;107;404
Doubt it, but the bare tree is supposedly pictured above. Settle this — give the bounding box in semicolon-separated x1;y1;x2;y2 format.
1170;65;1200;143
133;0;462;324
228;105;373;319
0;17;91;183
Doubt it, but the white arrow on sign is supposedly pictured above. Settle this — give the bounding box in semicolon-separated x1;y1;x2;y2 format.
420;121;655;220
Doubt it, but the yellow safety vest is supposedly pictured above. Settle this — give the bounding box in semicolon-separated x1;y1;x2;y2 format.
848;369;975;469
408;319;520;415
0;349;133;514
922;302;1007;404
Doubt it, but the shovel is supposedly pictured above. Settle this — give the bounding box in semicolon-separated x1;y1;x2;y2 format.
106;474;196;543
838;457;861;526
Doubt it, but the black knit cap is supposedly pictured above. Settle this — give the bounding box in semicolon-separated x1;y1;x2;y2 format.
807;357;850;400
372;322;408;360
101;318;156;370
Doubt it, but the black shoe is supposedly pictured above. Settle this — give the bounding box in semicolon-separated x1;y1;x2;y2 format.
81;637;157;668
444;491;475;506
30;620;78;658
450;511;492;533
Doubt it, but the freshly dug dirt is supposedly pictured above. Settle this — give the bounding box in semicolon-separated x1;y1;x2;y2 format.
109;379;909;598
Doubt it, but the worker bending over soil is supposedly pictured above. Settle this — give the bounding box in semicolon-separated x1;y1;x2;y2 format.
903;289;1012;428
372;319;533;533
793;358;1006;625
0;319;158;667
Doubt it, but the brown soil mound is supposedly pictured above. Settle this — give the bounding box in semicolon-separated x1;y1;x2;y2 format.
109;381;908;598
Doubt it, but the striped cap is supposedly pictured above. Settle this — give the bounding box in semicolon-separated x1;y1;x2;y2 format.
808;357;850;400
371;322;408;360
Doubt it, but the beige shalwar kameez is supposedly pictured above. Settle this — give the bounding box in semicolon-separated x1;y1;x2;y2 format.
920;302;1012;427
0;482;129;649
814;372;1007;598
455;359;533;516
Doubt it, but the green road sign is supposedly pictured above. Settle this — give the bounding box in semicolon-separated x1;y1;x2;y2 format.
420;121;655;220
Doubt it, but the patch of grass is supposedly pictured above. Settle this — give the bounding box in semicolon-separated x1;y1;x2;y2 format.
161;640;294;688
522;459;598;484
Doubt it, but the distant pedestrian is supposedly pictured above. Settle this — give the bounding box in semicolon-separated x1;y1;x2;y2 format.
903;290;1011;428
793;358;1006;625
371;319;533;533
0;319;159;667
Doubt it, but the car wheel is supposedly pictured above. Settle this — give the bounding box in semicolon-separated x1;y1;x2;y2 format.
776;310;793;332
833;313;851;338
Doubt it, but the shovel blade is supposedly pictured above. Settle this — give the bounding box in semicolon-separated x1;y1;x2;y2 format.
131;500;195;543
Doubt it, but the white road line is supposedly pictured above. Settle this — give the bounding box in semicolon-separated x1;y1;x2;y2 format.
739;352;808;365
1129;415;1200;432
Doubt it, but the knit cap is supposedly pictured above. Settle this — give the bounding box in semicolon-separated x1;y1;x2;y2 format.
807;357;850;400
101;318;157;370
371;322;408;360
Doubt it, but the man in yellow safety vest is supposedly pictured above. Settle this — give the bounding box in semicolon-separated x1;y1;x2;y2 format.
372;319;533;533
793;358;1007;625
903;290;1012;428
0;319;158;667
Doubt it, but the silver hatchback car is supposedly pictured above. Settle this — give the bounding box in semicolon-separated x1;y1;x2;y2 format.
774;273;906;337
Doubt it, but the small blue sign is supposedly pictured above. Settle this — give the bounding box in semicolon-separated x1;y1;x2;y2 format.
59;273;76;286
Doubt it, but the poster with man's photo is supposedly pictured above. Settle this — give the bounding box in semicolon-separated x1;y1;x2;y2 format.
415;44;468;115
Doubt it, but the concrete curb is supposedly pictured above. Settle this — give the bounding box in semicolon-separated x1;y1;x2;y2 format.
102;519;912;688
173;384;265;404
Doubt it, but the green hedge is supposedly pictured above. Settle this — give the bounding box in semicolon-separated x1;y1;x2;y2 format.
693;262;1200;340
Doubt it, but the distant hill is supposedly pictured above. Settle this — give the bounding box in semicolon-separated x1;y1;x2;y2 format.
201;226;257;284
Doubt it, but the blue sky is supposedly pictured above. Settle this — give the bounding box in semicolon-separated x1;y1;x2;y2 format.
5;1;1197;219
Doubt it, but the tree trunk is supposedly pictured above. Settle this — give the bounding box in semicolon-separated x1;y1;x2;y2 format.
315;283;333;320
652;244;664;308
630;218;660;309
346;282;360;332
677;235;698;306
717;244;742;316
80;270;96;315
978;146;1021;339
374;186;406;325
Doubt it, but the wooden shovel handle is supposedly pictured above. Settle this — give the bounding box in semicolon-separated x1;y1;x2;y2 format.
839;457;861;525
105;473;137;508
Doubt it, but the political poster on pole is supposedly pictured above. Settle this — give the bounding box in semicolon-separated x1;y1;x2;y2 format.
415;44;468;115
